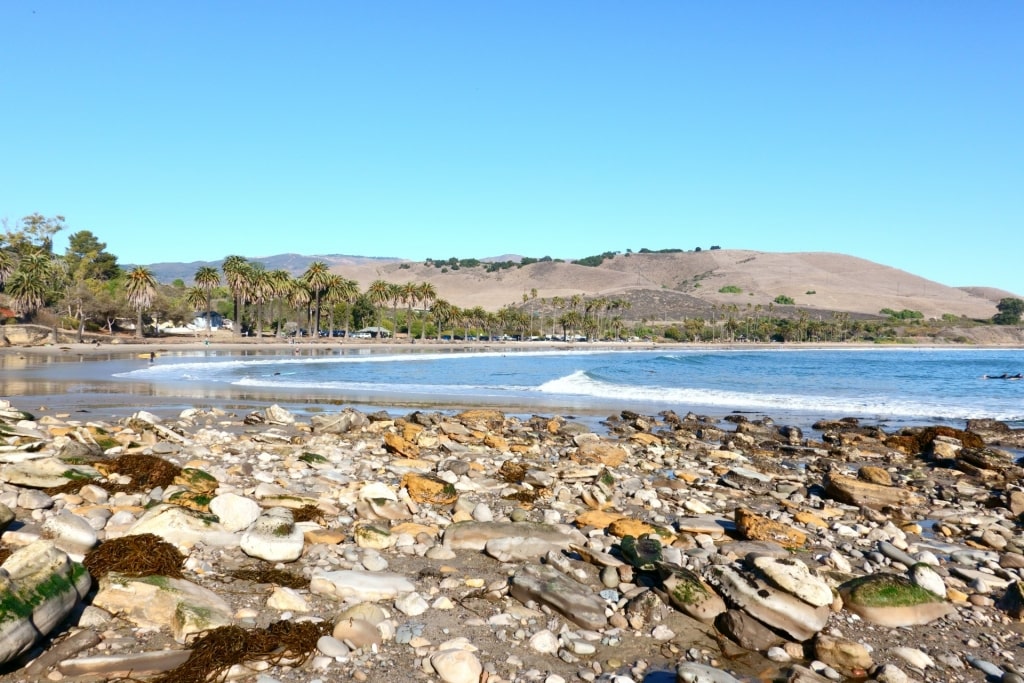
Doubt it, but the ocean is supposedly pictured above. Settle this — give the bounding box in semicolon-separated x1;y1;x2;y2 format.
87;346;1024;430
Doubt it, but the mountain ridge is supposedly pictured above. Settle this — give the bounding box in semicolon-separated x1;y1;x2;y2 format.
140;249;1017;322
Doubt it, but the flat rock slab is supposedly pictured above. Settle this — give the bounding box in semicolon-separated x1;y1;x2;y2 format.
443;521;585;551
311;569;416;601
839;573;955;627
509;563;608;630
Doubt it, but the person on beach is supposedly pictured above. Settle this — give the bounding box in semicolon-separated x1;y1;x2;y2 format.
149;352;155;363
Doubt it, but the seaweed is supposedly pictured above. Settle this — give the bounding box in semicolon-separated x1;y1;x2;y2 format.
144;620;331;683
83;533;186;580
228;566;309;590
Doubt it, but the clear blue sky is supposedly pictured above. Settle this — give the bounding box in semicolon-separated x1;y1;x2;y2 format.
2;2;1021;294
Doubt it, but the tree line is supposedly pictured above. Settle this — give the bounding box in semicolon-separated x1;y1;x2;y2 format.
2;214;1021;344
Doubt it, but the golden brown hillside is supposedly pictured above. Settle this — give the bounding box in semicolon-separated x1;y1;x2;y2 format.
332;249;1007;321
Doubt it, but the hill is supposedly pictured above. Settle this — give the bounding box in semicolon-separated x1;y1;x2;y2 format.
147;249;1016;323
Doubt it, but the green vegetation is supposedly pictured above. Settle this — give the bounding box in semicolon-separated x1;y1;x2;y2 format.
841;574;942;606
574;251;619;267
881;308;924;320
805;290;816;295
718;285;742;294
774;295;795;305
993;297;1023;325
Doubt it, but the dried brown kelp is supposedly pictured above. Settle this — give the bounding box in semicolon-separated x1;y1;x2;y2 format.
46;452;184;497
291;504;325;524
83;533;186;580
228;566;309;590
148;620;331;683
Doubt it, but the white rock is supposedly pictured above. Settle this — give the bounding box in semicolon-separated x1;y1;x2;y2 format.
311;570;416;601
430;648;482;683
891;646;935;669
359;482;397;501
209;493;261;532
752;556;833;607
241;507;304;562
266;586;310;612
42;509;98;558
394;591;429;616
908;563;947;599
528;629;559;654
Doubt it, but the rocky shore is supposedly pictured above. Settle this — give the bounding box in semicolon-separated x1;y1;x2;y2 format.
1;397;1024;683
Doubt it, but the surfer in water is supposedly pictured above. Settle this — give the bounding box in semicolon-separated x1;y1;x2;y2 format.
983;373;1023;380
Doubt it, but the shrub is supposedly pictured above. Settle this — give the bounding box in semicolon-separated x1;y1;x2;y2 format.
805;290;816;295
719;285;742;294
663;326;684;341
774;295;795;305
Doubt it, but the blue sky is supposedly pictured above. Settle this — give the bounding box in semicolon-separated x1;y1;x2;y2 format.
2;2;1021;294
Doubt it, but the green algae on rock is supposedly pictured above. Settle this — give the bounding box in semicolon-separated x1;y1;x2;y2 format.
839;573;954;627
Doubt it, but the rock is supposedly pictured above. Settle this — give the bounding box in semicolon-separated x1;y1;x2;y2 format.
209;492;262;532
857;465;892;486
92;572;233;643
676;661;742;683
443;521;585;551
711;565;829;642
401;472;455;504
715;609;785;652
125;503;237;551
509;563;608;630
310;570;416;601
0;457;99;489
42;509;99;558
908;563;947;599
734;508;806;547
813;634;873;677
839;573;955;627
332;617;382;648
311;409;369;434
996;580;1024;619
0;541;91;664
430;646;483;683
240;507;305;562
823;473;922;509
659;564;726;622
749;556;832;607
890;646;934;669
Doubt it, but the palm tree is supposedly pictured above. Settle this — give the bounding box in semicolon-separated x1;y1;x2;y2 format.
193;266;220;336
334;277;360;339
124;266;157;339
321;274;347;337
4;249;55;317
415;281;437;341
401;281;418;341
387;282;403;337
430;298;455;341
265;269;292;337
221;255;249;337
246;263;272;338
367;279;390;334
301;260;332;336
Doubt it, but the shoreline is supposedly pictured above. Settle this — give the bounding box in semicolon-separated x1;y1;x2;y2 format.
5;335;1023;359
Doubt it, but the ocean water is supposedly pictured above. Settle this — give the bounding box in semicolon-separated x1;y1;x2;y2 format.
98;346;1024;429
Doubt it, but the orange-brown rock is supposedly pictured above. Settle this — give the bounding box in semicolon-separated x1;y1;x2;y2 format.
401;473;457;505
383;431;419;458
575;509;625;530
573;441;627;467
401;422;424;443
794;510;829;529
630;433;662;447
483;433;509;452
734;507;806;547
607;517;676;544
455;409;506;428
857;466;892;486
824;473;923;510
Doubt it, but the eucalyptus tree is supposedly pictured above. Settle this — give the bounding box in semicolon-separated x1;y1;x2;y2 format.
221;255;249;337
124;266;157;339
301;260;332;335
193;266;220;335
